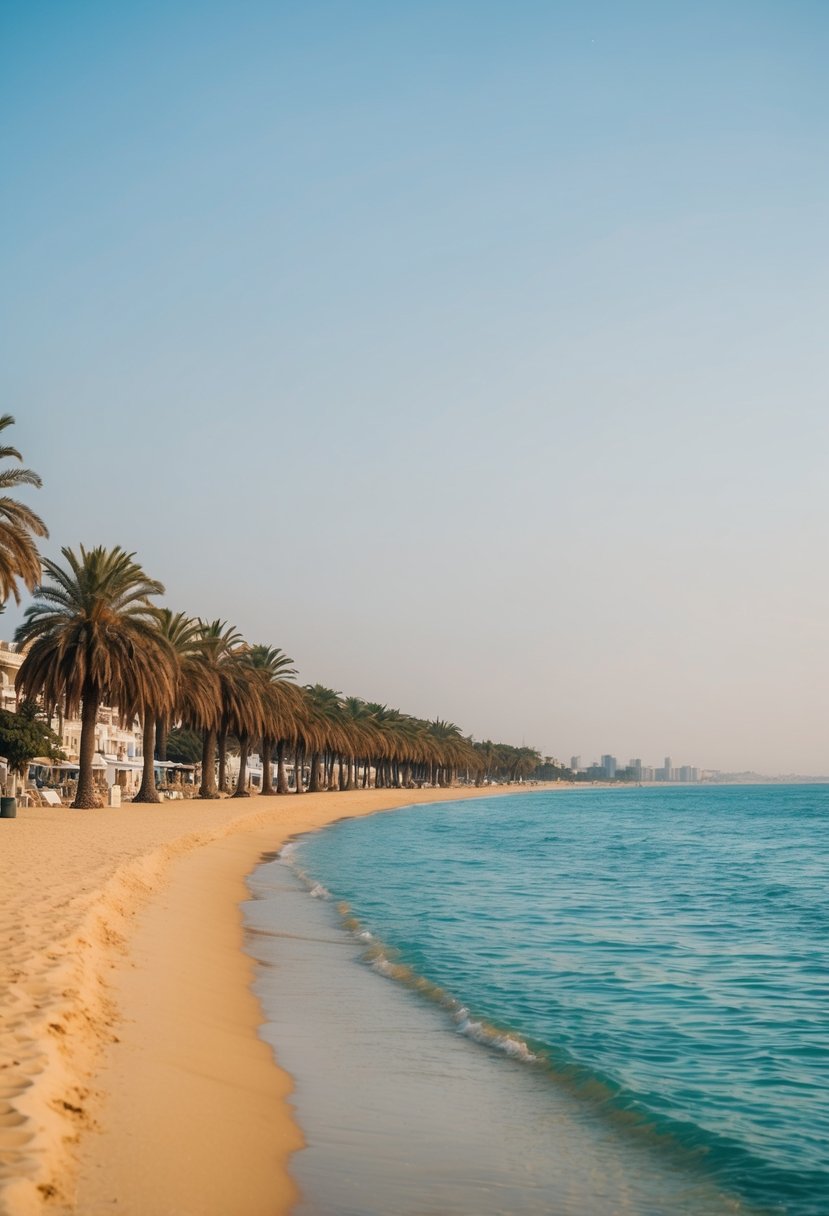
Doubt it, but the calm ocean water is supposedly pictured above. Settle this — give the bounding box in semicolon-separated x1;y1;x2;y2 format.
249;786;829;1215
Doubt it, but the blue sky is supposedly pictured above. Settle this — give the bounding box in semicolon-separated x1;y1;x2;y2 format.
2;1;828;770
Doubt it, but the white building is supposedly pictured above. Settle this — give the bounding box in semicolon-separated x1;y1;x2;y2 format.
0;641;146;796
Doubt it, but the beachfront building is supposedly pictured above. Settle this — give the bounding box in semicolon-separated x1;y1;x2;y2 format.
0;639;147;798
601;754;617;779
0;640;22;714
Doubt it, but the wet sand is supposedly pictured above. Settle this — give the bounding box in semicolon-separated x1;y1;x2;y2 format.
0;785;536;1215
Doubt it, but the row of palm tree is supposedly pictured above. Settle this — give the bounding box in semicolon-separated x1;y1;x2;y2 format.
473;740;546;784
12;544;539;808
0;417;542;809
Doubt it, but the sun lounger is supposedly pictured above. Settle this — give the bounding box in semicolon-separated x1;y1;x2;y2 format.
39;789;63;807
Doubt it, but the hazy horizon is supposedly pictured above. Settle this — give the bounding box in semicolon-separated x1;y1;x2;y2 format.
3;2;828;773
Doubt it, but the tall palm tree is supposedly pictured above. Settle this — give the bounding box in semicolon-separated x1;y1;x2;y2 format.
303;685;346;792
341;696;373;790
426;719;475;787
246;645;298;796
15;545;172;808
361;703;412;788
152;610;203;762
131;616;177;804
165;622;222;795
223;654;266;798
193;620;243;798
133;609;215;803
0;414;48;605
289;686;328;794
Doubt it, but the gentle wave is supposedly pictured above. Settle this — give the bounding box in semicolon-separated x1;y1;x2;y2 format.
286;849;757;1204
286;852;546;1066
292;787;829;1216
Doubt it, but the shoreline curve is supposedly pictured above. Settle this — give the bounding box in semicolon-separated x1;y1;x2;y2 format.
0;784;551;1215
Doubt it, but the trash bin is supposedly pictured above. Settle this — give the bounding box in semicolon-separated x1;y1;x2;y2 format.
1;797;17;818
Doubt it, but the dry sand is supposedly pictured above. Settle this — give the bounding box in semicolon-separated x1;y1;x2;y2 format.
0;784;538;1215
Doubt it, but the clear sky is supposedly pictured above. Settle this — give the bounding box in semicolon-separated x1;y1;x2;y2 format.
2;1;828;773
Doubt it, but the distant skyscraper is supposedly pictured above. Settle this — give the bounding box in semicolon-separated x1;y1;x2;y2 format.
630;758;643;780
664;756;673;782
601;754;617;779
570;755;581;772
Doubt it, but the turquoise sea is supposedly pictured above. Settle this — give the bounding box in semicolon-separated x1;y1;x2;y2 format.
246;786;829;1215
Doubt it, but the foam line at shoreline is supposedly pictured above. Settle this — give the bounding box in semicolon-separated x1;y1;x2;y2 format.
0;783;561;1215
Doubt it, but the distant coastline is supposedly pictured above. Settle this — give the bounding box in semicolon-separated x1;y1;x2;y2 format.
703;773;829;784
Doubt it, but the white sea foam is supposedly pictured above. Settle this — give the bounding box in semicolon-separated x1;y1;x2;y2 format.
278;845;332;901
370;953;396;977
453;1010;539;1061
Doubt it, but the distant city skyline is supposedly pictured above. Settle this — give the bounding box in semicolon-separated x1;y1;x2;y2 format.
571;754;700;782
3;3;828;771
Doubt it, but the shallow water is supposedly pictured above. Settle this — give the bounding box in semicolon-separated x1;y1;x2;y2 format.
242;793;801;1214
246;786;829;1215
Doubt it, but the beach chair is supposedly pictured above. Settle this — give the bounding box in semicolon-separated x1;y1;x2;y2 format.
40;789;63;807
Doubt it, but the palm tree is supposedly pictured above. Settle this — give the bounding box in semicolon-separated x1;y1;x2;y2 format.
340;696;373;790
131;621;177;803
152;610;203;762
426;719;475;787
224;655;266;798
361;703;415;788
15;546;172;809
246;645;298;795
303;685;347;792
0;414;48;606
193;620;243;798
133;609;214;804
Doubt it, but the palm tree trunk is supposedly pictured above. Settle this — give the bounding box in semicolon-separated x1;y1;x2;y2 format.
133;716;161;803
260;736;274;796
309;751;321;792
233;734;250;797
200;728;218;798
155;714;169;762
218;729;228;793
294;744;305;793
73;692;101;809
276;739;290;794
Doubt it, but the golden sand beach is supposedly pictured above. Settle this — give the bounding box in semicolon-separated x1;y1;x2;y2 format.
0;785;536;1216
